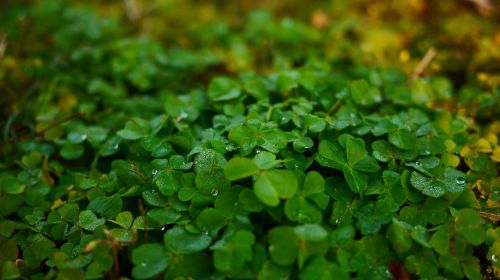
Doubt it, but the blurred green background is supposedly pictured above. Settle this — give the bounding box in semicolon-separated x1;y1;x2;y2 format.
1;0;499;125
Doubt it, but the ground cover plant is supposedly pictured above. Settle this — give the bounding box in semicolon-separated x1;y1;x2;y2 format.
0;0;499;279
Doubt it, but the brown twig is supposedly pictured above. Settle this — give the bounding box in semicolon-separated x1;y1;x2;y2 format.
411;48;437;81
0;34;6;60
326;100;342;115
112;244;120;280
479;211;500;222
7;111;85;142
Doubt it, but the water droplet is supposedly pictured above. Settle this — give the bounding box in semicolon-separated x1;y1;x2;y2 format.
335;219;339;224
456;177;466;185
80;134;87;141
281;116;286;122
255;149;261;154
424;149;431;155
202;230;209;235
161;226;166;231
210;188;219;196
151;169;158;175
415;161;422;167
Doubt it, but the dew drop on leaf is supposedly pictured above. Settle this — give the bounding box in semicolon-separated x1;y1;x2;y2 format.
210;188;219;196
151;169;158;175
456;177;466;185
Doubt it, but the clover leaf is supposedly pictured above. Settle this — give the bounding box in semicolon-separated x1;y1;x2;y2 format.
410;167;467;198
164;226;212;254
254;169;298;206
224;157;260;180
78;210;105;231
268;226;299;265
208;77;242;101
318;137;379;193
131;244;169;279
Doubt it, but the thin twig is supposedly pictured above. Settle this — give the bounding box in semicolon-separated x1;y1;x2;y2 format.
112;244;120;280
7;111;85;142
411;48;437;81
326;100;342;115
0;34;6;59
479;211;500;222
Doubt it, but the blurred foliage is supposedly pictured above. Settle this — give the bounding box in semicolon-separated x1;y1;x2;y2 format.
0;0;499;279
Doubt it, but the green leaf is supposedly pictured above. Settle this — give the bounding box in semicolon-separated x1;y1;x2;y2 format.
371;140;394;162
1;261;20;280
410;225;432;248
294;224;328;241
410;171;446;198
305;114;326;133
346;138;380;172
117;118;149;140
318;140;346;168
268;226;299;265
195;168;229;196
387;222;413;254
228;125;257;156
224;157;260;180
88;196;122;219
78;210;105;231
193;149;227;173
114;211;133;229
131;243;168;279
164;226;212;254
343;167;368;193
349;79;382;106
388;129;416;150
254;169;298;206
431;228;450;255
154;171;181;196
208;77;241;101
243;78;269;100
303;171;325;195
0;175;26;195
442;167;467;193
147;208;180;225
284;196;323;223
252;151;280;170
455;208;485;245
60;143;84;159
293;136;314;153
